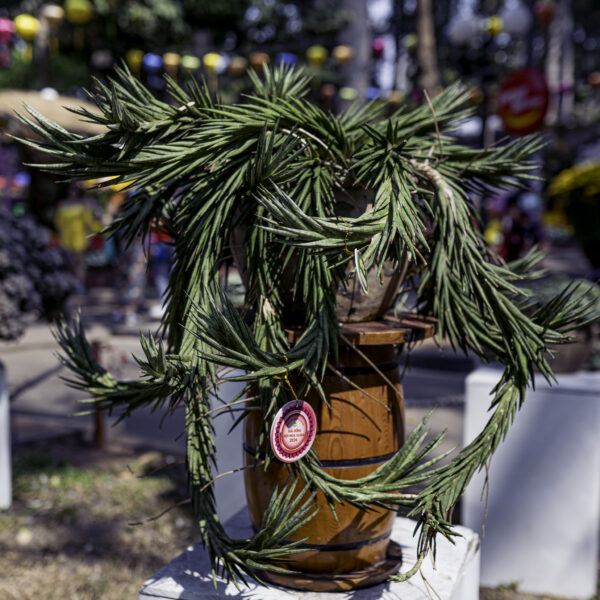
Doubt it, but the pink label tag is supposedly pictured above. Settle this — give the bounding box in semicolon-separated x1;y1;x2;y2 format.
270;400;316;463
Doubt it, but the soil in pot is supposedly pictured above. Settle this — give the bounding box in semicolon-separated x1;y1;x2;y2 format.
229;188;406;324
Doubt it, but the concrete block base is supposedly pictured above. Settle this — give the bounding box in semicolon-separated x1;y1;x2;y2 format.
462;367;600;599
139;509;479;600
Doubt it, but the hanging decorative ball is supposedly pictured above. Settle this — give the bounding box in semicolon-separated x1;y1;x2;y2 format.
0;18;14;44
320;83;336;100
403;33;418;53
40;86;59;100
372;38;385;59
228;55;247;76
468;85;484;105
249;51;269;71
533;1;556;25
332;45;354;65
91;49;113;70
125;49;144;73
203;52;222;75
181;54;200;71
0;19;14;68
486;15;504;37
14;14;40;41
365;87;381;101
41;4;64;29
387;90;405;105
275;52;297;66
501;2;532;36
162;52;181;77
588;72;600;89
447;18;483;46
339;86;358;101
143;53;163;74
64;0;93;25
306;45;327;66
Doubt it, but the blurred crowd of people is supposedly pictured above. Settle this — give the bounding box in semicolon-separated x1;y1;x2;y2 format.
0;161;174;326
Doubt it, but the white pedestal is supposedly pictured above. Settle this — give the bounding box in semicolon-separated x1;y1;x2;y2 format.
139;510;479;600
0;363;11;509
205;377;246;525
462;367;600;599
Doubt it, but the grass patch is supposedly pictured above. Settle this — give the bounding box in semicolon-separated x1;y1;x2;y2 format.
0;439;197;600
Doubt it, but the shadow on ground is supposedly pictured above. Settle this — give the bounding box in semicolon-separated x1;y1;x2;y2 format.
0;436;197;600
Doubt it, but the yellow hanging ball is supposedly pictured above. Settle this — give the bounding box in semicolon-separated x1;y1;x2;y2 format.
403;33;418;53
306;45;328;67
14;14;40;41
125;49;144;73
249;51;269;71
332;45;354;65
203;52;221;76
339;86;357;101
64;0;94;25
181;54;201;71
486;15;504;37
162;52;181;77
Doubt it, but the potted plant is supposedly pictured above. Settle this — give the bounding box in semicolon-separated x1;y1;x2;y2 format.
0;207;77;341
18;65;596;589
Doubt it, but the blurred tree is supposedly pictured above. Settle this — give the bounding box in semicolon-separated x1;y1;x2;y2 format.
335;0;369;99
545;0;574;124
416;0;440;96
0;48;88;92
90;0;189;52
9;0;352;86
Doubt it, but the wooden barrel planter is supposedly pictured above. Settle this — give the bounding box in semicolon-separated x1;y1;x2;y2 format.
243;316;436;592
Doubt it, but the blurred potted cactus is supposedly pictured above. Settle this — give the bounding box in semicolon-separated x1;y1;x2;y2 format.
0;208;77;342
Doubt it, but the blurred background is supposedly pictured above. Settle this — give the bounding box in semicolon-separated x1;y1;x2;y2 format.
0;1;599;599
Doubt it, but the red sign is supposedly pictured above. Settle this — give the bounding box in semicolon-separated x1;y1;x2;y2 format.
497;68;549;135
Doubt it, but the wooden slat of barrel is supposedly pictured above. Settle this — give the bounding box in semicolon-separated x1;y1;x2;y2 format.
244;462;396;573
243;345;404;577
285;313;437;346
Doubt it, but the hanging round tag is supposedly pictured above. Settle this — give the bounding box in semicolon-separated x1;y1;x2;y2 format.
270;400;317;463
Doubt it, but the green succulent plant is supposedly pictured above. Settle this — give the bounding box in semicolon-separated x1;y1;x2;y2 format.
17;64;598;585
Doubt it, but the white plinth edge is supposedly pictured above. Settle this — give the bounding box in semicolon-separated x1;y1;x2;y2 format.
139;509;480;600
0;363;11;510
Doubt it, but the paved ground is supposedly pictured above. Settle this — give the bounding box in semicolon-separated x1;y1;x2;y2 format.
3;289;474;459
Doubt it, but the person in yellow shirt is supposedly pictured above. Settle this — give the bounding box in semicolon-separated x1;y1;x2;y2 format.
55;185;100;290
